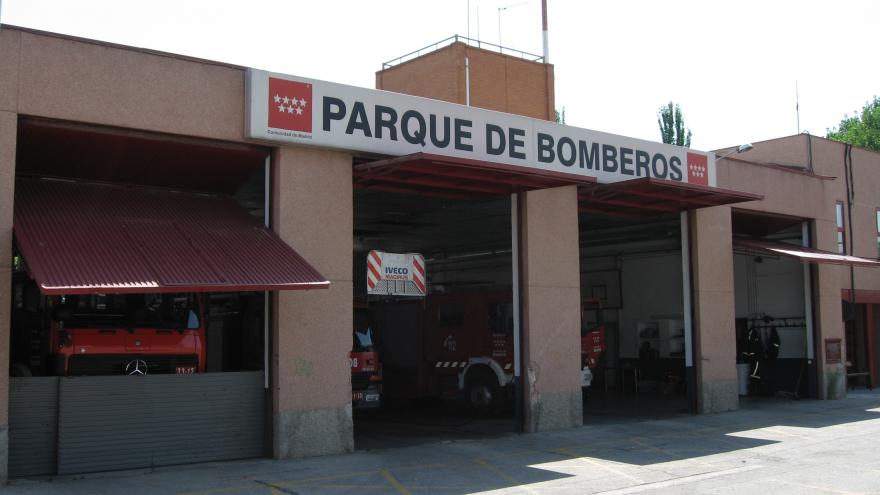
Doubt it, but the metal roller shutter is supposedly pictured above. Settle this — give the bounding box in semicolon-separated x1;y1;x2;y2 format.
9;377;59;477
57;371;265;475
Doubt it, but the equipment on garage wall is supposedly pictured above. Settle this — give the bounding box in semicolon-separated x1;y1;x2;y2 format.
581;269;622;309
367;250;426;296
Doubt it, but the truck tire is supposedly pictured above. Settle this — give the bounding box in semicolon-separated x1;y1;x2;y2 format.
466;368;502;416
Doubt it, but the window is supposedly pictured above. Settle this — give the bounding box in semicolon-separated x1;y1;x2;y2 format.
437;303;464;327
487;302;513;335
54;293;198;329
876;208;880;258
836;201;846;254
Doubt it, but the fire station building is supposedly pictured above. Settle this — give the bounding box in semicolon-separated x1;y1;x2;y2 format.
0;26;877;480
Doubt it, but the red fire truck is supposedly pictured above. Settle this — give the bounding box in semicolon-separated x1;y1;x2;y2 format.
351;305;382;409
368;292;600;414
48;293;206;376
365;292;514;415
423;292;516;415
581;298;607;389
581;299;607;376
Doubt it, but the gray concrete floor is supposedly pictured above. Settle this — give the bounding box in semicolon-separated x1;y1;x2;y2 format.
8;390;880;494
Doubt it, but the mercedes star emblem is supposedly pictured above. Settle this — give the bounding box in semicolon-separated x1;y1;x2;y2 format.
125;359;148;376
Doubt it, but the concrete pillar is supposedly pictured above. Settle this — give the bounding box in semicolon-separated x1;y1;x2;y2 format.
271;146;354;458
691;206;739;413
521;185;582;432
814;216;847;399
0;112;17;482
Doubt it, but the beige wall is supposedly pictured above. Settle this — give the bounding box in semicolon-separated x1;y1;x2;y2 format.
721;135;880;292
0;30;20;113
271;146;354;458
376;42;555;121
521;186;582;431
0;109;16;481
0;27;246;141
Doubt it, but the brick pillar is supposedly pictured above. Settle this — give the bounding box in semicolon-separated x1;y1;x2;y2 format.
521;185;583;432
271;146;354;458
691;206;739;413
0;112;17;481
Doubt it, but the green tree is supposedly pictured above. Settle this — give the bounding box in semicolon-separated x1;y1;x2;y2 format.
657;101;692;147
555;106;566;124
826;96;880;152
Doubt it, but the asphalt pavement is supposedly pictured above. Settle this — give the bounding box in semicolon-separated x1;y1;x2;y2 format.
7;390;880;494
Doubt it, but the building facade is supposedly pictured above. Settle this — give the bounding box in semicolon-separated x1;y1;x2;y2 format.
0;27;877;481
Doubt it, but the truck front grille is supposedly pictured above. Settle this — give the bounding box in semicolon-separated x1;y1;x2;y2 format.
351;372;374;390
67;354;198;375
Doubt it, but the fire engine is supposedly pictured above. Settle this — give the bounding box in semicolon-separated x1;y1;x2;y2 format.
581;298;607;388
351;305;382;409
367;292;596;415
48;293;207;376
361;292;512;415
10;273;207;377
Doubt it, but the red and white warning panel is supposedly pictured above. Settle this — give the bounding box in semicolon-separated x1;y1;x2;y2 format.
367;250;426;296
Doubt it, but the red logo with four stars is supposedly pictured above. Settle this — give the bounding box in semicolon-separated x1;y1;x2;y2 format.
268;78;312;133
687;153;708;186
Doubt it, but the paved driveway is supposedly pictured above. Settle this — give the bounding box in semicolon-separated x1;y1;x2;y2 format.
8;391;880;494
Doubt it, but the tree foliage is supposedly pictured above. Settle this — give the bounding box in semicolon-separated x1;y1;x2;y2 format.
555;106;566;124
657;101;692;147
826;96;880;152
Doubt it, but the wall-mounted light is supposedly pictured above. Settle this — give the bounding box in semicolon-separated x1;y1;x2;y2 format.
717;143;754;160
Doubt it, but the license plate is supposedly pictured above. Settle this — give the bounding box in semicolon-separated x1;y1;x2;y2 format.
176;366;196;374
364;393;380;402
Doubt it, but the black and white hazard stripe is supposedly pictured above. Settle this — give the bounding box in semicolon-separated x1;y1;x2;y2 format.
435;361;468;368
434;361;515;371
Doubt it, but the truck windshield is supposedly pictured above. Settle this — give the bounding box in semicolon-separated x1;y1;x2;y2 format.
55;293;199;329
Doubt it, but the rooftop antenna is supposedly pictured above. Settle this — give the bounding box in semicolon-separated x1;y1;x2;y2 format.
466;0;471;106
477;5;481;44
796;80;801;134
498;2;528;52
541;0;549;63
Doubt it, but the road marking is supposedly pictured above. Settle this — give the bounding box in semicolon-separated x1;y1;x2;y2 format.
252;479;297;495
593;465;762;494
555;448;642;484
380;468;413;495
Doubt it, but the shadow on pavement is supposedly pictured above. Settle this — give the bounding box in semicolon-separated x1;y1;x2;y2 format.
7;391;880;495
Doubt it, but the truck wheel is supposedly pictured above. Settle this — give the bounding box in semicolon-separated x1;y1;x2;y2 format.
466;369;501;416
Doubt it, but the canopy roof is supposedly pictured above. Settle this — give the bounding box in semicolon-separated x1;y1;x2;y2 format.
14;178;329;294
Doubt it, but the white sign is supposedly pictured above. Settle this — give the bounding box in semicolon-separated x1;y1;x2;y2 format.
366;250;426;296
246;69;716;187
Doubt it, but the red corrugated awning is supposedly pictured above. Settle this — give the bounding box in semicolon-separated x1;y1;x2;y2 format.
13;178;330;294
734;238;880;267
579;177;762;216
354;155;760;215
353;152;597;200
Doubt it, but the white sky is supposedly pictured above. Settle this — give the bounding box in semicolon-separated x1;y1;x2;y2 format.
1;0;877;151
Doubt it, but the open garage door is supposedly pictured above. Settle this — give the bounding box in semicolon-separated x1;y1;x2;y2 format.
732;212;880;400
578;182;760;420
351;154;598;448
9;177;327;476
